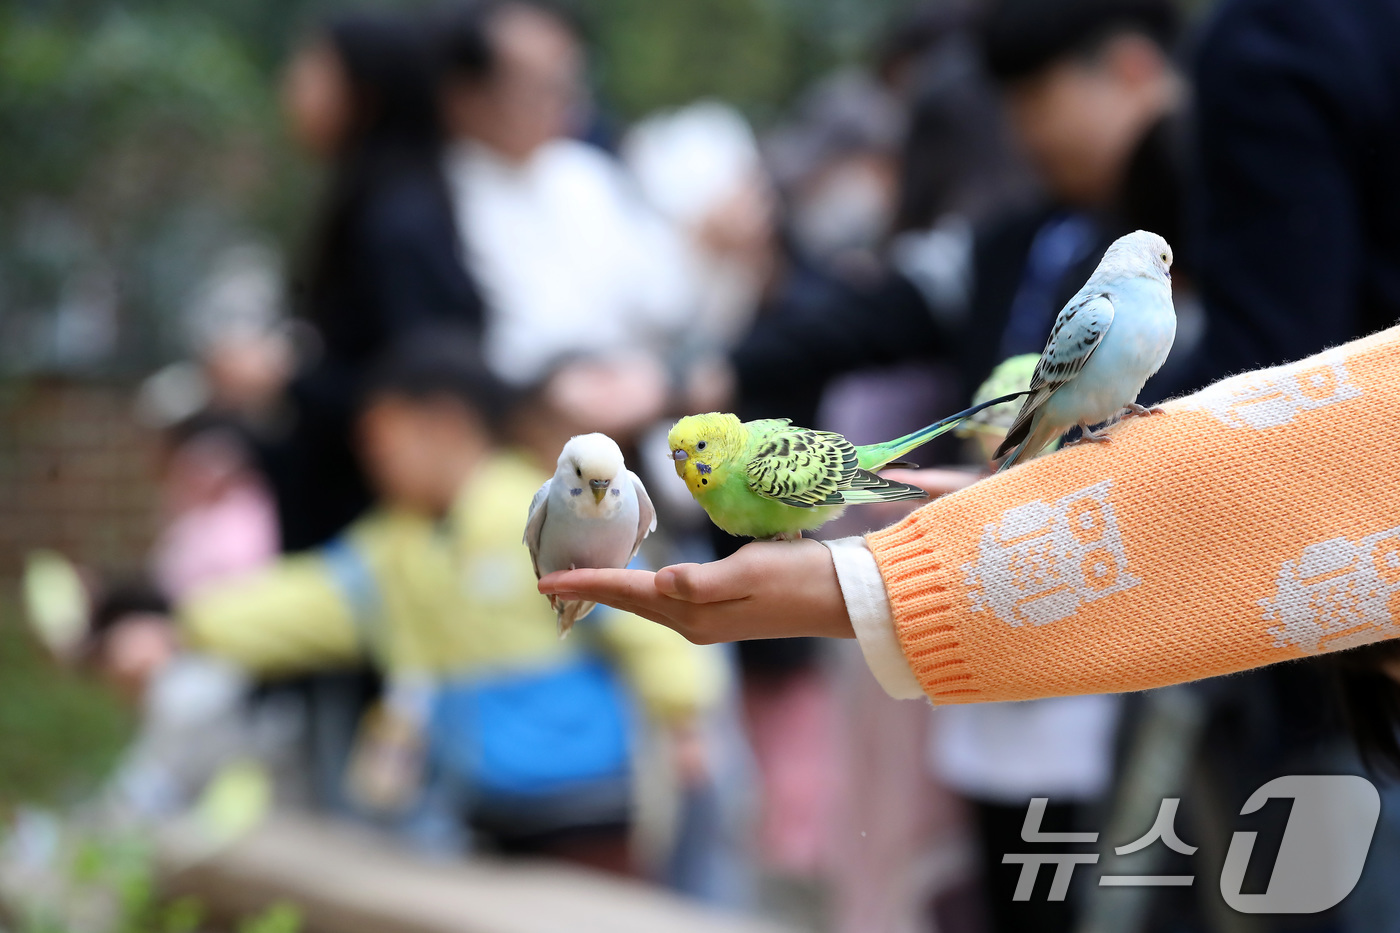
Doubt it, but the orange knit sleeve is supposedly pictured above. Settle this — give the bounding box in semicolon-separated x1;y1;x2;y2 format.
865;325;1400;704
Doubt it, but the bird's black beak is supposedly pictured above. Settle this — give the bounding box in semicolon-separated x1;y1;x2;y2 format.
590;478;610;503
672;449;688;461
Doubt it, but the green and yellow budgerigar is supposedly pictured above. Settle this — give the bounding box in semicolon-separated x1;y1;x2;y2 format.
667;394;1025;540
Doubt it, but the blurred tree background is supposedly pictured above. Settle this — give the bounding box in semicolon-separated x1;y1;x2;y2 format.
0;0;917;377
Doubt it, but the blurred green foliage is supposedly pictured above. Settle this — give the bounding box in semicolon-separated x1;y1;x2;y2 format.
0;595;299;931
3;818;303;933
0;0;914;375
0;604;133;813
591;0;806;122
0;4;299;373
589;0;912;121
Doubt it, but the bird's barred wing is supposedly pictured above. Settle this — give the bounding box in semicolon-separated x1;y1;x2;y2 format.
627;470;656;563
1029;293;1115;390
745;426;926;508
995;294;1115;459
522;478;551;579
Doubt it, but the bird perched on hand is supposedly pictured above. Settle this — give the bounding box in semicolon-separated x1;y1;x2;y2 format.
669;395;1026;541
524;433;656;637
995;230;1177;472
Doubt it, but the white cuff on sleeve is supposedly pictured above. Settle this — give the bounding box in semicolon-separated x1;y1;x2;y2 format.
822;536;925;700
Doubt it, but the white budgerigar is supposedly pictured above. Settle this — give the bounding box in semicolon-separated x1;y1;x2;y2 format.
524;433;657;637
995;230;1178;472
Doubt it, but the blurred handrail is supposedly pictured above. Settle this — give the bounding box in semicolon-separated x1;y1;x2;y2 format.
158;813;799;933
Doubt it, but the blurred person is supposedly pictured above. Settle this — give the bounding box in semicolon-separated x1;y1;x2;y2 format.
276;13;484;552
89;293;300;824
968;0;1195;392
764;70;905;278
88;335;723;873
131;363;281;605
1149;0;1400;929
1167;0;1400;392
623;101;773;353
134;245;288;602
77;581;304;823
436;0;692;433
175;242;298;425
149;414;279;603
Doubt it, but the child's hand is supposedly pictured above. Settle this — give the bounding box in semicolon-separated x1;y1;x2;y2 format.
539;538;853;645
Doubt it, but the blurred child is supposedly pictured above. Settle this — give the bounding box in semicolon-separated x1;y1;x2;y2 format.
149;415;279;602
94;335;723;873
82;583;300;824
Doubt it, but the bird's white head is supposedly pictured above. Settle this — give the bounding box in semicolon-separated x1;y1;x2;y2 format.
557;433;626;505
1104;229;1173;282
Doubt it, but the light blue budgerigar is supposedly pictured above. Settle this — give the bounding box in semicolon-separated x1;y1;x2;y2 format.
995;230;1178;472
524;433;656;637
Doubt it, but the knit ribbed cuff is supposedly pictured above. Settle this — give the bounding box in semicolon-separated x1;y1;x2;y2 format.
865;516;982;703
821;537;924;700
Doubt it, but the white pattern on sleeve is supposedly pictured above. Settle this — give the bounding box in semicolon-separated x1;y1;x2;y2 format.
822;537;925;700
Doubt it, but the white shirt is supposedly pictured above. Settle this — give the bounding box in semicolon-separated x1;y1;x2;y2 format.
444;139;692;385
929;695;1120;802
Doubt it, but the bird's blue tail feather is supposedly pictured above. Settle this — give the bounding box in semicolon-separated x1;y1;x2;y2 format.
858;391;1031;470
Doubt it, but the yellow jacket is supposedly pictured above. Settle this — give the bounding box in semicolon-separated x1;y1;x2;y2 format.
182;451;723;722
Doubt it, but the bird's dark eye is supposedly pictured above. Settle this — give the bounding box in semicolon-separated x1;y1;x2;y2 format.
575;467;581;477
697;441;707;451
1160;253;1168;262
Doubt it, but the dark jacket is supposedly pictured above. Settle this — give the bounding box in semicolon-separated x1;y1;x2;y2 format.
275;172;484;551
1183;0;1400;387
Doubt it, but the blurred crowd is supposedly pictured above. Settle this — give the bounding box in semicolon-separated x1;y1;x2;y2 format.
18;0;1400;930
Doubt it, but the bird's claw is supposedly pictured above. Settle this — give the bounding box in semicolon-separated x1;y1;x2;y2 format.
1070;422;1112;445
1123;403;1166;417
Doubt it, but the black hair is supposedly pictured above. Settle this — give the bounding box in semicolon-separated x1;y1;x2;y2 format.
301;13;452;328
434;0;581;84
435;2;498;82
365;331;516;434
873;3;973;86
890;14;1028;233
84;580;171;665
979;0;1181;84
165;410;254;454
1329;641;1400;777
